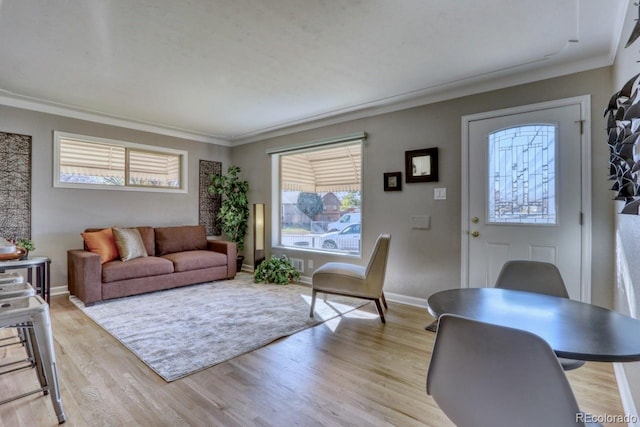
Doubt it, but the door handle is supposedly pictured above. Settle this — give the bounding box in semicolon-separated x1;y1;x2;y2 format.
471;230;480;237
471;217;479;223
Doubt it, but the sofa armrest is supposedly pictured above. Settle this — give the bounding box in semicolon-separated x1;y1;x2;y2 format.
207;240;237;278
67;249;103;305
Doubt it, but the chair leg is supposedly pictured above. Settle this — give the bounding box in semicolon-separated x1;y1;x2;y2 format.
309;289;317;318
32;308;66;424
27;326;48;391
381;293;388;310
374;299;386;324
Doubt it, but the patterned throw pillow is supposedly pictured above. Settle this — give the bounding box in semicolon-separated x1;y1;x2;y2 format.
112;227;148;262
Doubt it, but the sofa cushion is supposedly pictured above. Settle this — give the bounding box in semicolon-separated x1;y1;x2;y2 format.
113;227;148;261
155;225;207;256
102;256;174;283
81;228;119;264
162;250;228;272
83;226;155;256
136;226;156;256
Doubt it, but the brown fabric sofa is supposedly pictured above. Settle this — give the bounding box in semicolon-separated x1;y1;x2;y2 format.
67;225;236;305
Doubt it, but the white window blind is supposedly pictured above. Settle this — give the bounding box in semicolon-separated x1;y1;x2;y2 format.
54;131;187;192
270;132;365;255
280;144;361;192
128;149;181;187
59;138;125;183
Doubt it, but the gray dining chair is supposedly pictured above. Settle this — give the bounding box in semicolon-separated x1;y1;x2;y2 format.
494;260;585;371
427;314;603;427
310;233;390;323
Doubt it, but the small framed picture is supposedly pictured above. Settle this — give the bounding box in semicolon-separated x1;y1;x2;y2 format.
405;147;439;183
384;172;402;191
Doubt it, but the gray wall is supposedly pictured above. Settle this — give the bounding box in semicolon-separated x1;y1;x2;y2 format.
0;105;231;290
0;66;615;310
232;66;614;307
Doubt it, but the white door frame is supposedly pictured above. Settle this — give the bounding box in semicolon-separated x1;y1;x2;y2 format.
460;95;592;302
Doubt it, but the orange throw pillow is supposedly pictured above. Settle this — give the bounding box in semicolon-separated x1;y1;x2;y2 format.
81;228;119;264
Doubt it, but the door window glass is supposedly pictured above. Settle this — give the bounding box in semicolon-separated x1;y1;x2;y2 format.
487;124;557;224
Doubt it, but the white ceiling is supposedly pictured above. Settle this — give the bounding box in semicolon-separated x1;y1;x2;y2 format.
0;1;628;145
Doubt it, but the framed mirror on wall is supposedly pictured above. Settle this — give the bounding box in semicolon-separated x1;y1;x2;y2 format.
384;172;402;191
405;147;438;183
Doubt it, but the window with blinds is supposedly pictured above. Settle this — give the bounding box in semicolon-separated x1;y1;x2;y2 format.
53;132;187;192
270;136;363;255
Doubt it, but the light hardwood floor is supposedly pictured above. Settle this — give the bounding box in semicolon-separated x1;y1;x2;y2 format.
0;295;628;426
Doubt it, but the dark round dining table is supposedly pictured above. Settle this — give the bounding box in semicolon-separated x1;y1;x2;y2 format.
427;287;640;362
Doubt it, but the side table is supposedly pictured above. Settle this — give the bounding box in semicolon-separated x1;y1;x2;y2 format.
0;257;51;303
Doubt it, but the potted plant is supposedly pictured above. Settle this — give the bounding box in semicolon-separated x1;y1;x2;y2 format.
209;165;249;271
254;255;301;285
16;238;35;259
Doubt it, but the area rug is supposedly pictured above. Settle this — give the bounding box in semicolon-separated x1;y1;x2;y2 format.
70;273;367;382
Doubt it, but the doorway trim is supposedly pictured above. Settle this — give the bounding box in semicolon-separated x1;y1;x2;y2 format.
460;95;592;302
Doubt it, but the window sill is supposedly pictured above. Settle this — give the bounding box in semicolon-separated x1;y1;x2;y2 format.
272;245;362;260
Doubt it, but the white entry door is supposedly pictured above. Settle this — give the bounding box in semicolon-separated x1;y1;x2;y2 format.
462;99;589;301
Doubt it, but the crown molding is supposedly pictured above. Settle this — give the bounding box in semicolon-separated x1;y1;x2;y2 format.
609;0;632;64
0;44;617;148
0;91;232;146
231;53;613;145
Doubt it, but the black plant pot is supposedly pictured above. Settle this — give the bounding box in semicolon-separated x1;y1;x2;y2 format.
236;255;244;272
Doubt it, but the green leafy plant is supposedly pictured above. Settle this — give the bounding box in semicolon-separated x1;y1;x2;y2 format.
15;238;35;251
209;165;249;253
254;255;301;285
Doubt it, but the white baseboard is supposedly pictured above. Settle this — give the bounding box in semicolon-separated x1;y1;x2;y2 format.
384;292;428;309
244;263;427;303
614;363;640;427
614;239;640;426
53;278;427;309
51;286;69;297
297;275;312;285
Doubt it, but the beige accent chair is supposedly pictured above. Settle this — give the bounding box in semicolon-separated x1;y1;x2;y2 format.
494;260;585;371
427;314;602;427
310;233;390;323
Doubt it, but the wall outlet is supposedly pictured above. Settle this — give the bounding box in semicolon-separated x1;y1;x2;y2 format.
411;215;431;230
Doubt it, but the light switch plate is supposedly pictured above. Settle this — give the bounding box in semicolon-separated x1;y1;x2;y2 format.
434;188;447;200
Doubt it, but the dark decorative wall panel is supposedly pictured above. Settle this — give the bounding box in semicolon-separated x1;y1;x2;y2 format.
0;132;31;240
199;160;222;236
607;6;640;214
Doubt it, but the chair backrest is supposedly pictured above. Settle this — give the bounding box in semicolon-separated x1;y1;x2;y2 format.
427;314;584;427
364;234;391;293
494;260;569;298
